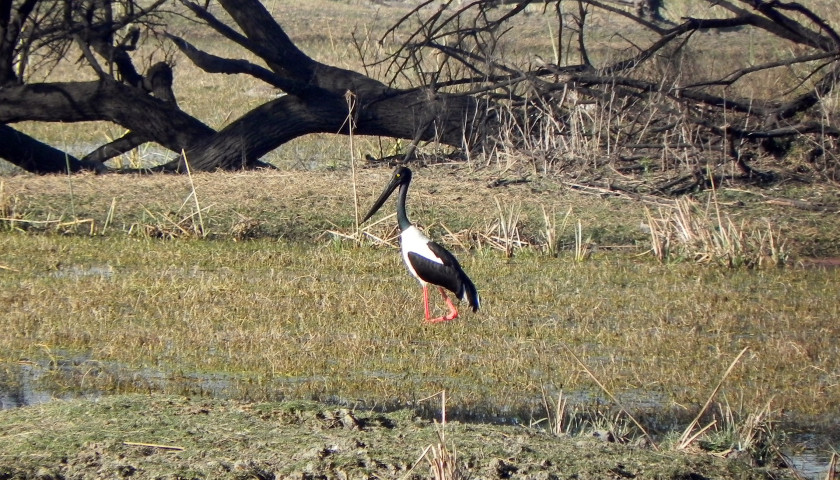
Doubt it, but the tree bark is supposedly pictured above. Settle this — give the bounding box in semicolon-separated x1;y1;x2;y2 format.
165;0;489;172
0;80;214;155
0;0;490;173
0;124;86;173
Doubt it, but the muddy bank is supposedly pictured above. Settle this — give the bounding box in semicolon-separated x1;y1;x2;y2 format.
0;394;796;479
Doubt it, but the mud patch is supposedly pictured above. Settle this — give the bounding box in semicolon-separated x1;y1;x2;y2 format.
0;394;797;479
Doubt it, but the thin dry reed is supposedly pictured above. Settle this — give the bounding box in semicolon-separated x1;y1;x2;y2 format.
645;193;788;268
678;348;749;450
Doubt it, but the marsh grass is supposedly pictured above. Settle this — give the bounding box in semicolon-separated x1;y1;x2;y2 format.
136;163;209;240
565;345;658;448
492;197;524;258
678;348;749;450
645;192;789;268
1;214;838;439
697;399;779;465
1;173;839;475
1;393;795;480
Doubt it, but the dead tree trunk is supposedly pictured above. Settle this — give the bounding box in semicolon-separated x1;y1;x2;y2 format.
0;0;491;174
166;0;488;172
0;124;86;173
2;0;838;188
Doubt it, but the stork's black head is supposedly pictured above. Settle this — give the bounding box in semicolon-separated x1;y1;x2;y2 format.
361;166;412;224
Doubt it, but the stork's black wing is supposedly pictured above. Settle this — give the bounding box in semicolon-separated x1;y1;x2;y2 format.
426;241;462;268
409;241;480;312
407;250;463;295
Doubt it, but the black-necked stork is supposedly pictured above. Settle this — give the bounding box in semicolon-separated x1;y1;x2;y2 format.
362;167;480;323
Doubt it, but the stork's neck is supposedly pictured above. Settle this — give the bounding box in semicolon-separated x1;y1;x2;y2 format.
396;182;411;231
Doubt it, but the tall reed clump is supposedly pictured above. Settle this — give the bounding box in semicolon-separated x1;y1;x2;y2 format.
131;155;210;239
488;84;606;176
695;399;780;467
644;191;788;268
344;197;595;262
673;347;783;467
0;180;15;230
406;391;464;480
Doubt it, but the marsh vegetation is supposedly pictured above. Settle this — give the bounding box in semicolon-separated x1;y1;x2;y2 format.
1;167;839;478
2;0;840;479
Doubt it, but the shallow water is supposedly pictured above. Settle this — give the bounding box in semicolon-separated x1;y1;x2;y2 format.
0;357;246;410
785;453;835;480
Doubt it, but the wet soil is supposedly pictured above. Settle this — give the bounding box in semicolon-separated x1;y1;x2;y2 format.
0;394;796;480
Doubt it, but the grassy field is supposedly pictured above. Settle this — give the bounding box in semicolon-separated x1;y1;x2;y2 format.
1;170;839;446
2;1;840;476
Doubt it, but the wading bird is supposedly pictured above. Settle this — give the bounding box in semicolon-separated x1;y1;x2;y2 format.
362;167;480;323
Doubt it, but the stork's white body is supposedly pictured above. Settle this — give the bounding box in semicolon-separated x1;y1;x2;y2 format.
400;226;437;285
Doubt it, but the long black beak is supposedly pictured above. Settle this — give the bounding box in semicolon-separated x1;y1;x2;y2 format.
361;174;401;223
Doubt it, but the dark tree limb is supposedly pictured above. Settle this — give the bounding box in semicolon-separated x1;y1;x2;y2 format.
774;62;840;120
165;33;300;92
2;0;495;173
161;0;492;172
179;0;312;89
0;0;39;85
3;0;839;183
81;131;149;165
681;51;840;90
197;0;317;84
0;79;213;152
0;124;91;173
142;62;177;104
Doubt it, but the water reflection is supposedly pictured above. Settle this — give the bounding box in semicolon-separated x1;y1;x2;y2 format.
785;453;834;480
1;362;68;409
0;357;250;410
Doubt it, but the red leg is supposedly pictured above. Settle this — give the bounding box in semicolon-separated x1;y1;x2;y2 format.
427;287;459;323
440;287;459;321
422;285;431;321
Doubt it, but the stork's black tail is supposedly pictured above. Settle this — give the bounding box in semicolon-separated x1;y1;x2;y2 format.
459;276;480;313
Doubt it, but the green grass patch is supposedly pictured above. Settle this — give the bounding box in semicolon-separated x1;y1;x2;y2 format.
1;230;838;436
